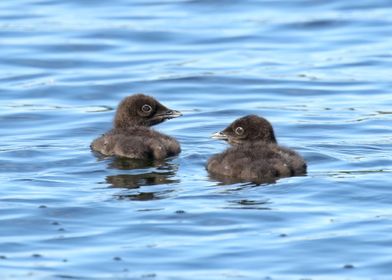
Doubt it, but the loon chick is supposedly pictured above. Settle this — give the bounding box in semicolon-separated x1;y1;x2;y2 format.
207;115;306;184
91;94;182;160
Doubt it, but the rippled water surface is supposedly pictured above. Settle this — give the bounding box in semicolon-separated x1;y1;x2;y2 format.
1;0;392;279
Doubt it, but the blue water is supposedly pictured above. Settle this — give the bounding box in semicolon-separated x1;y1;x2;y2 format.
1;0;392;279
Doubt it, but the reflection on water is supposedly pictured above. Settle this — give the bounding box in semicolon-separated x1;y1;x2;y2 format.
107;171;179;189
225;199;272;210
94;152;179;171
208;172;278;185
101;156;180;201
114;189;175;201
107;156;161;170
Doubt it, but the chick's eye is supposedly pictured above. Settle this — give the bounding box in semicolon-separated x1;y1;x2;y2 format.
141;104;152;113
235;126;244;135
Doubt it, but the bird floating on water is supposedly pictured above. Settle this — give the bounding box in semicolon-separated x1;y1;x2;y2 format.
91;94;182;160
207;115;307;184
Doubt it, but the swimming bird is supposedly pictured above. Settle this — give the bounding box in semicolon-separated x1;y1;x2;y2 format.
207;115;306;184
91;94;182;160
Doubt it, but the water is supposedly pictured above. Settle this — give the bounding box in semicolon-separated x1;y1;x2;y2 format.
1;0;392;279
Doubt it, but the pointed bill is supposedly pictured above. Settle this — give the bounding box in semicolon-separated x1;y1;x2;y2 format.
156;109;182;120
211;131;228;140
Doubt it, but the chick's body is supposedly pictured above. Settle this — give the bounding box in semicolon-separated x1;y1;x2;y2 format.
207;115;306;184
91;94;181;160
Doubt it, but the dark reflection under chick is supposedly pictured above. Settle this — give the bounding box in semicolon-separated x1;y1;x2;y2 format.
102;156;179;201
107;156;162;170
208;172;278;185
225;199;272;210
114;189;175;201
107;170;179;189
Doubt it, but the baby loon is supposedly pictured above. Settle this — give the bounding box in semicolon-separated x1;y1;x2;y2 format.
206;115;306;184
91;94;182;160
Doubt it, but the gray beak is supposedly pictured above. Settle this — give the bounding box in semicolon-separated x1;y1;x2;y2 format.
160;109;182;119
211;131;228;140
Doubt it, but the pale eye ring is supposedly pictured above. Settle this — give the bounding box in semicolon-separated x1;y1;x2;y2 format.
141;104;152;113
235;126;244;135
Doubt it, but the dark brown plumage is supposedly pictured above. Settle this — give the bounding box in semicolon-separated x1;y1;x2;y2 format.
91;94;182;160
207;115;306;184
